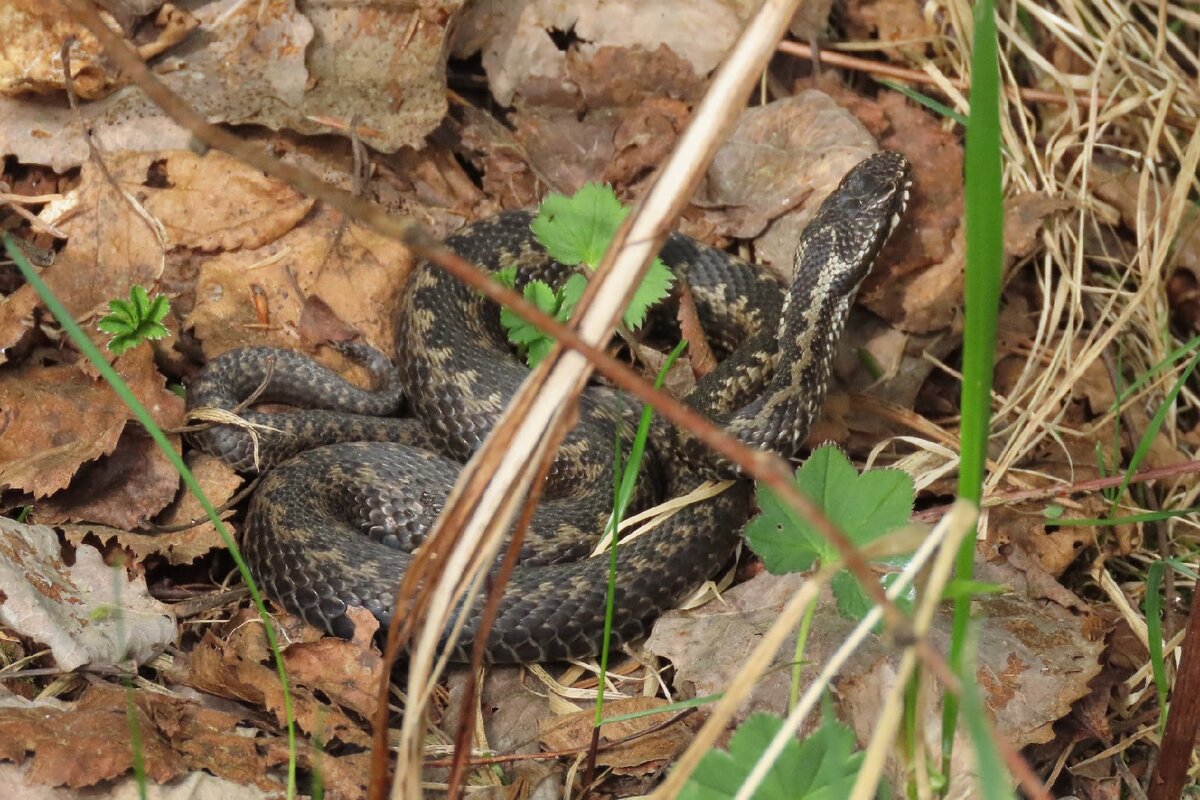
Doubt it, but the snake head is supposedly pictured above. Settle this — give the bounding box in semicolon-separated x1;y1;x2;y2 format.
795;150;913;295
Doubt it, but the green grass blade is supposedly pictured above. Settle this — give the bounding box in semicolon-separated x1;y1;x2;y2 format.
960;642;1013;800
1146;560;1168;733
946;0;1003;768
1049;508;1200;527
601;692;723;725
1145;559;1200;734
1109;333;1200;410
1107;347;1200;516
5;235;300;798
595;339;688;725
875;78;968;126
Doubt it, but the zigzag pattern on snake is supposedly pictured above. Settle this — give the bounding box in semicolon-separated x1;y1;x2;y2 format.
186;151;912;663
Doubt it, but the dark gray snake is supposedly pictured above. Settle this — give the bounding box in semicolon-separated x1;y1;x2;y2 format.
186;151;912;662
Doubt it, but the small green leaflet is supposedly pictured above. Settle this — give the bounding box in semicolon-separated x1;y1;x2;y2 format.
745;445;915;620
97;285;171;355
679;711;867;800
532;182;629;268
532;183;675;329
495;267;588;367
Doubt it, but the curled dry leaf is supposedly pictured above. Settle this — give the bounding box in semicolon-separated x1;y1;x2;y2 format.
0;517;176;672
164;616;373;747
62;452;241;566
0;1;124;100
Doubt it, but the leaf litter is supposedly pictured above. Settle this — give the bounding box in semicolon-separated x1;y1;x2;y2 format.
0;0;1194;797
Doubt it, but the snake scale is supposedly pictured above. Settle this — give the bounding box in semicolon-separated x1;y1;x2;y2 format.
187;151;912;663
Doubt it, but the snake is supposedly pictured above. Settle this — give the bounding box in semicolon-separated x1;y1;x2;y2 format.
186;150;912;663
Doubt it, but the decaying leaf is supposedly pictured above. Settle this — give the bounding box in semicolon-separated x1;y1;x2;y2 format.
62;453;240;566
162;610;376;747
0;683;313;793
0;0;458;171
0;347;181;501
646;560;1103;750
695;90;878;275
0;2;123;100
186;204;415;362
0;518;176;671
451;0;742;108
539;697;692;774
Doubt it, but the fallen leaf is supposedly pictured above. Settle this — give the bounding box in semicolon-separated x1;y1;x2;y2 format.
186;204;415;362
0;684;304;793
0;347;181;500
282;633;383;719
842;0;938;60
62;453;240;567
538;697;691;774
646;557;1103;748
1005;192;1072;259
442;667;564;794
165;625;371;747
0;762;277;800
0;0;458;171
2;150;312;350
695;90;879;276
33;429;181;529
0;2;123;100
451;0;741;108
854;89;966;333
0;518;176;671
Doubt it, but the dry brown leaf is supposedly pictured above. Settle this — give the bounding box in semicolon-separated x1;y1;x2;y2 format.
455;104;542;210
0;762;277;800
0;688;180;788
1005;192;1072;259
442;666;565;793
646;561;1103;748
0;518;176;671
696;90;878;275
166;627;371;747
605;94;691;186
17;150;311;335
0;347;181;499
0;284;41;365
281;632;383;719
186;204;415;361
841;0;938;60
451;0;740;108
850;89;965;333
0;0;456;170
538;697;691;774
0;684;302;792
33;429;182;529
145;451;240;559
0;2;123;100
61;453;240;566
986;504;1095;578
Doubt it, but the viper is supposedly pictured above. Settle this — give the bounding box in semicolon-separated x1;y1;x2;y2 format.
186;150;912;662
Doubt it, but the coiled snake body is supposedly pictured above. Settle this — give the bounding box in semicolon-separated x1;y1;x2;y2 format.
187;151;912;662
